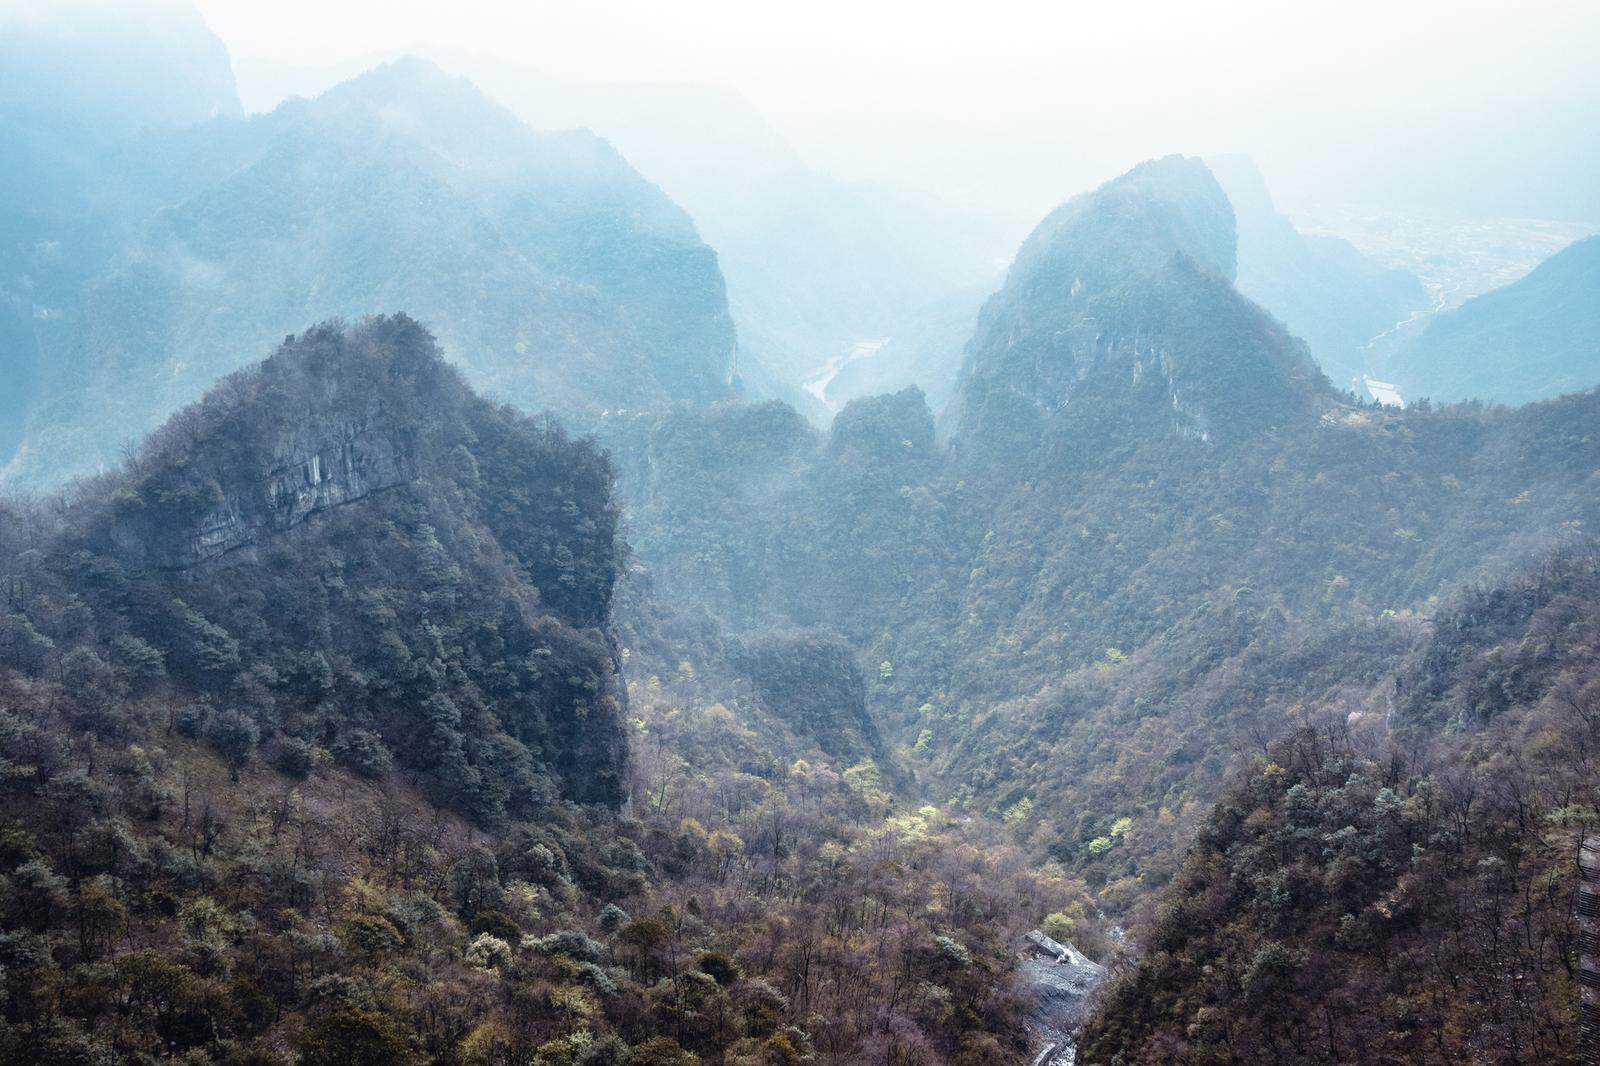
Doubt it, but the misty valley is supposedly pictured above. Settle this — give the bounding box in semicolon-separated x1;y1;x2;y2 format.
0;4;1597;1066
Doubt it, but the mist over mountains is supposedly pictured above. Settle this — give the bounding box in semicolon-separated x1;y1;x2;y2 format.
2;51;735;490
1388;235;1600;406
617;152;1599;887
0;4;1597;1065
0;0;242;459
1209;155;1429;393
504;80;1008;373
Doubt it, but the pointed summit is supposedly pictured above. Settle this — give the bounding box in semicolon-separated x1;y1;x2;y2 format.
1010;154;1238;293
66;316;630;810
307;56;553;168
945;156;1327;466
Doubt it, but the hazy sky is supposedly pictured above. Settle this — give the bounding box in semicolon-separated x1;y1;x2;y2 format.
192;0;1600;223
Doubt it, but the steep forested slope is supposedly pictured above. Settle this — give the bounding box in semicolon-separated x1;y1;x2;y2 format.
613;156;1600;918
1392;234;1600;405
1080;547;1598;1065
0;315;1095;1066
3;57;736;491
4;315;630;815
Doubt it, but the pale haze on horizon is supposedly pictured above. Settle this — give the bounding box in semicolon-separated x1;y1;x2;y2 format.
184;0;1600;227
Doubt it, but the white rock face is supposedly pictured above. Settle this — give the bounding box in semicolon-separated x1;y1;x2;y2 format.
262;420;416;535
128;415;419;570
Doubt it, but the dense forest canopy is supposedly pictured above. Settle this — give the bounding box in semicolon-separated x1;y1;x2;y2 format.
2;7;1598;1064
0;318;1101;1065
4;316;631;815
614;158;1600;913
1079;546;1600;1064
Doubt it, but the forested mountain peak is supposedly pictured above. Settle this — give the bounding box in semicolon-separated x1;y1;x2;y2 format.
827;386;938;461
292;56;528;163
945;156;1328;464
7;315;631;818
1009;155;1238;292
304;56;690;227
0;316;1069;1066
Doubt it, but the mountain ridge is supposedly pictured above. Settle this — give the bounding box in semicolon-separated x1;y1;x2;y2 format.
1392;233;1600;404
611;158;1600;937
3;56;737;492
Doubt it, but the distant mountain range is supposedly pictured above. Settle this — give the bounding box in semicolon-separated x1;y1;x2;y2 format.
0;1;242;460
5;10;1595;547
1204;157;1598;408
459;68;1017;412
1209;155;1428;393
3;10;1597;1056
235;55;1019;418
2;48;737;490
0;1;239;134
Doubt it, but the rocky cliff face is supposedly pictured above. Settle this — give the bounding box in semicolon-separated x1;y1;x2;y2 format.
117;412;419;570
58;315;631;813
262;418;416;534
